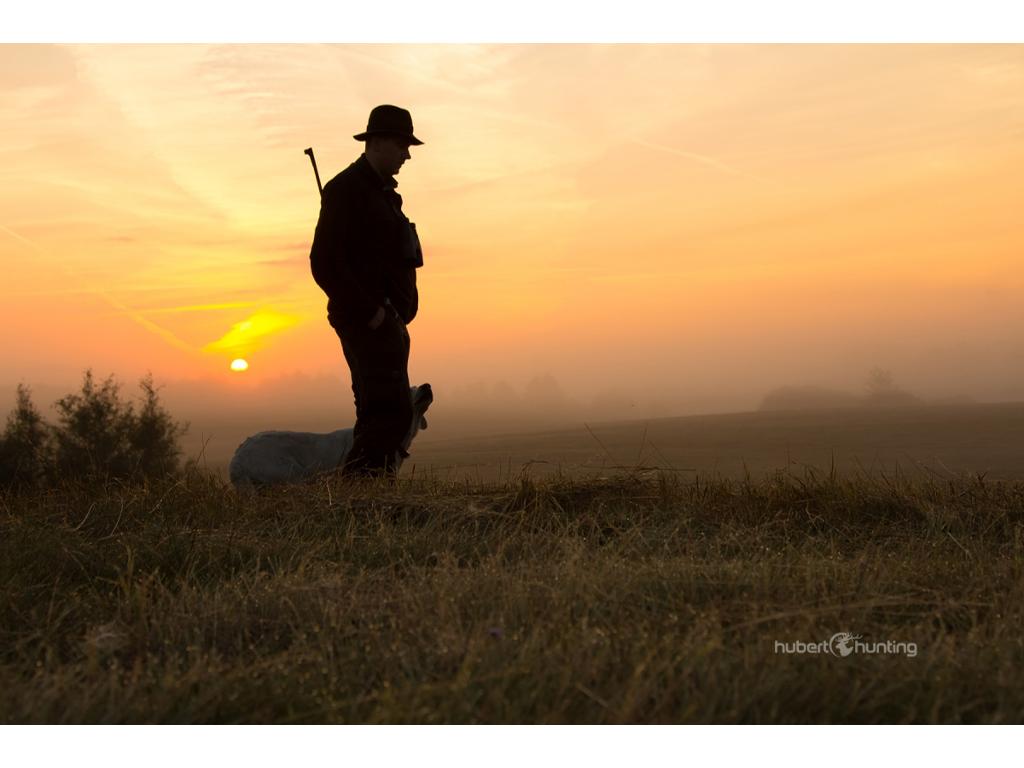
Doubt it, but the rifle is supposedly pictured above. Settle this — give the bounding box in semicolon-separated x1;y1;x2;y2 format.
303;147;323;198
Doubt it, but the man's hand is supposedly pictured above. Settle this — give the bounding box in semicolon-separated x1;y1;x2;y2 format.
368;305;387;330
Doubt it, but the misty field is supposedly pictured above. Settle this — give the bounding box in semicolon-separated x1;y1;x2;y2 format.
3;463;1024;723
407;402;1024;484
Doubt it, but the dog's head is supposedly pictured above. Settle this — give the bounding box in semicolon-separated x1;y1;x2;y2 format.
412;382;433;429
398;383;433;461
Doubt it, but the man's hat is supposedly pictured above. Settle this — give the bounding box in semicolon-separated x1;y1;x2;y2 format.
353;105;424;145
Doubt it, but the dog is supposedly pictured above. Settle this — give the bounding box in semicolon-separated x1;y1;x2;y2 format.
229;383;432;487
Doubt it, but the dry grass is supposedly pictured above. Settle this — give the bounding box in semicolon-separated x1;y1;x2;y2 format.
2;465;1023;723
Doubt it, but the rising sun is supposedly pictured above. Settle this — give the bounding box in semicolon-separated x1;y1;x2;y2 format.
230;358;249;372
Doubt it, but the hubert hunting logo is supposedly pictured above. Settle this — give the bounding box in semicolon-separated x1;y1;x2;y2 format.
775;632;918;658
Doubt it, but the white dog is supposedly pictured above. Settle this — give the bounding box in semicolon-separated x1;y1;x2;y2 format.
229;383;432;487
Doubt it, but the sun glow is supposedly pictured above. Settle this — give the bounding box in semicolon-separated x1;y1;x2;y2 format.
203;310;301;355
230;358;249;372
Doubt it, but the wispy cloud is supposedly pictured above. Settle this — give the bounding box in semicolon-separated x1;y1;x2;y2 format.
1;222;197;355
631;139;785;192
128;301;259;315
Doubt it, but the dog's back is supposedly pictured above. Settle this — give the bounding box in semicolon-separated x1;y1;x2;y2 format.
229;429;353;487
229;383;433;488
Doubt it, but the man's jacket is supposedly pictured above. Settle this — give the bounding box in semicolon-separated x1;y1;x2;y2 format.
309;154;422;331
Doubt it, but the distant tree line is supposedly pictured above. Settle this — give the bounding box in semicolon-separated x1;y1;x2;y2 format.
760;367;924;412
0;371;187;490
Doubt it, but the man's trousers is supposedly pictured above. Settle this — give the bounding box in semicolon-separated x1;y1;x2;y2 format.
335;307;412;478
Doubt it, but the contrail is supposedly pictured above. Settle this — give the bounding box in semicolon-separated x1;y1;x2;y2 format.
632;140;783;190
0;222;197;355
0;223;42;252
106;301;258;316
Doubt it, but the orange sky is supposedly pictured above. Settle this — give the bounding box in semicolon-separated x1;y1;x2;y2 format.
2;44;1023;415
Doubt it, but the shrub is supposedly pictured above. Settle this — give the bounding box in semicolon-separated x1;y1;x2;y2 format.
130;374;189;479
0;371;188;488
51;371;137;480
0;384;52;489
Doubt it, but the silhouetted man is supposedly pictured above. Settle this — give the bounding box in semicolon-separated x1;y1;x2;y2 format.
309;105;424;478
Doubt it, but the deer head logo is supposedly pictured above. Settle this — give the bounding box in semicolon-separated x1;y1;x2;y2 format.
828;632;862;657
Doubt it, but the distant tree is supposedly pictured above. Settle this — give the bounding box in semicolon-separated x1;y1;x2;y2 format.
491;380;520;407
865;367;896;397
523;373;569;411
863;367;920;407
0;384;52;489
759;385;861;412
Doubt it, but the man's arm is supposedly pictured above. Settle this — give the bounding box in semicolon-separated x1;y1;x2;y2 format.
309;183;384;328
389;266;418;325
367;305;387;329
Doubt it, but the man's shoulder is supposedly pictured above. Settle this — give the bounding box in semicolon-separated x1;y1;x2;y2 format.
323;156;376;196
323;161;358;194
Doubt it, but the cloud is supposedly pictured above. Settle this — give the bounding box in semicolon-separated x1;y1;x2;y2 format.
201;309;303;356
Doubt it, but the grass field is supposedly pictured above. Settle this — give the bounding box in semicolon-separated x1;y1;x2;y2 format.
3;459;1023;723
409;401;1024;483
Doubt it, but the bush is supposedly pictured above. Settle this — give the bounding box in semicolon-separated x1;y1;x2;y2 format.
0;384;52;489
0;371;188;488
130;375;189;479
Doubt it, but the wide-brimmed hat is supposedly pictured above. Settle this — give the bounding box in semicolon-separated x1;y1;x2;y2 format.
353;104;424;145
